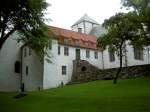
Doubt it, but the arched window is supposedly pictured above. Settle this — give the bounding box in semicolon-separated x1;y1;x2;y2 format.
14;61;21;73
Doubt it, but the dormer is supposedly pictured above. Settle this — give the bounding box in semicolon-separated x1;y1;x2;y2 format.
71;14;99;34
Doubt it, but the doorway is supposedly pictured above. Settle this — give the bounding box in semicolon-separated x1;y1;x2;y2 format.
76;49;80;60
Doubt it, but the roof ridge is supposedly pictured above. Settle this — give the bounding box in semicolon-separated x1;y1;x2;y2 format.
50;25;95;38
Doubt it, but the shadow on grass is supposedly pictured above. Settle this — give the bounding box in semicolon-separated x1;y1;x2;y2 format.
13;93;28;99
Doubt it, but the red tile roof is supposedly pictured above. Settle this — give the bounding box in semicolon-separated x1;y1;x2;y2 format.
50;26;99;50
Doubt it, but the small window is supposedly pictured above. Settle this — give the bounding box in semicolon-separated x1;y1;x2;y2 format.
75;40;80;45
64;39;70;44
94;52;98;59
49;40;52;49
29;48;32;56
58;46;61;55
26;66;28;76
86;50;90;58
64;47;69;56
109;49;115;62
134;47;143;60
62;66;67;75
24;48;27;57
78;28;82;33
14;61;21;73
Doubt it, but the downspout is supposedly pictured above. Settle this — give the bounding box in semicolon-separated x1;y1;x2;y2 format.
102;50;104;69
148;47;149;64
41;49;45;90
20;47;23;92
124;43;128;67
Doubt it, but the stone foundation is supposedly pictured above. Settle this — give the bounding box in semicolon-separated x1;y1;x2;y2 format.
71;60;150;83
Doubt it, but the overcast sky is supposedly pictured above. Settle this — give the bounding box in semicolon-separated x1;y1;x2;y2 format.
45;0;127;30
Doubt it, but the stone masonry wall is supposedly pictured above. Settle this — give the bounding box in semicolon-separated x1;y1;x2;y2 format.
71;60;150;83
71;60;100;82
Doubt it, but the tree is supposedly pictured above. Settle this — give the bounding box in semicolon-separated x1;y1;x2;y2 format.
0;0;52;56
121;0;149;11
121;0;150;46
97;12;142;84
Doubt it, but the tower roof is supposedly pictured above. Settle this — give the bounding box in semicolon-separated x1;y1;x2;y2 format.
71;14;99;27
90;25;107;38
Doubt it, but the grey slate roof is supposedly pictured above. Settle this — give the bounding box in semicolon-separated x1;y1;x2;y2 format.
72;14;99;27
89;25;107;38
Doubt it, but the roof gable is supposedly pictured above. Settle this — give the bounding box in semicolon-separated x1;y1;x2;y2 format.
72;14;99;27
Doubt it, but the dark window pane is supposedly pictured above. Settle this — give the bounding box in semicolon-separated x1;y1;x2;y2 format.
109;49;115;62
62;66;67;75
64;47;69;56
86;50;90;58
58;46;61;55
94;52;98;59
15;61;21;73
26;66;28;76
134;47;143;60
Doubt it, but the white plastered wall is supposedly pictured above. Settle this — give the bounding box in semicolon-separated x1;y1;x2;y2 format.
0;32;21;92
22;47;43;91
43;40;103;89
102;43;149;69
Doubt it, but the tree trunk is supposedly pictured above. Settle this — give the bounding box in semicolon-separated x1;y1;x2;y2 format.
113;42;123;84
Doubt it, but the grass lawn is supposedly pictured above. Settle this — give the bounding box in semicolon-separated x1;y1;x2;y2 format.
0;77;150;112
